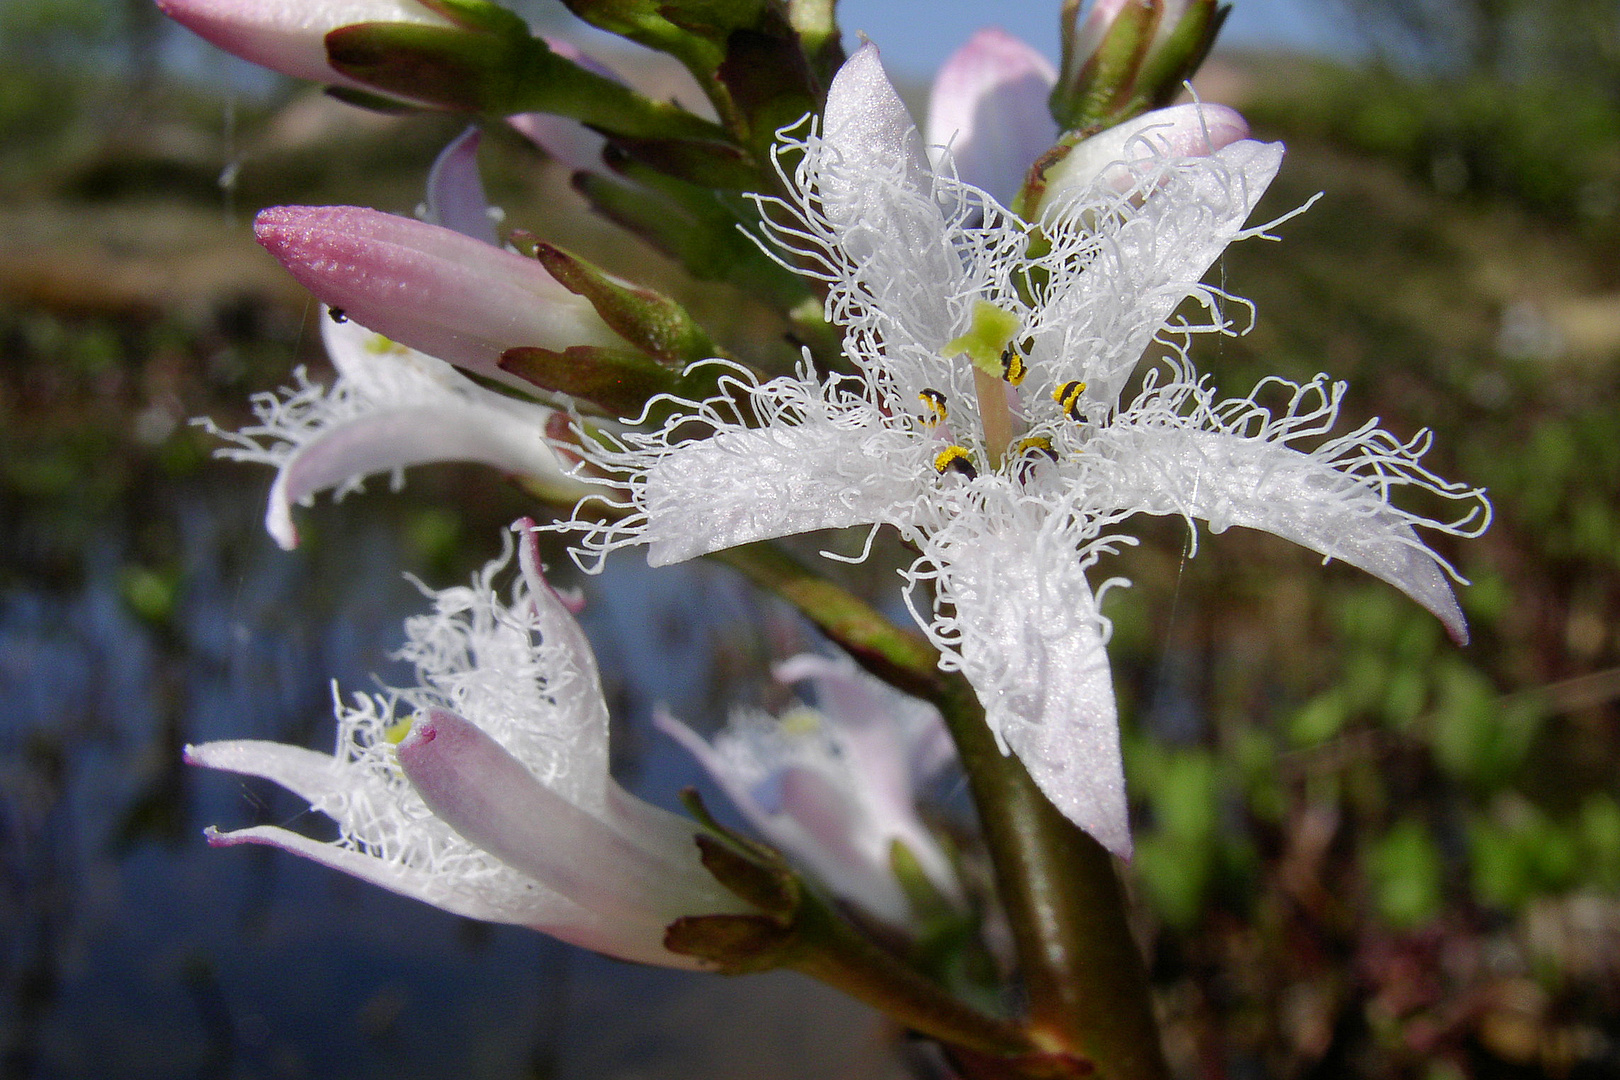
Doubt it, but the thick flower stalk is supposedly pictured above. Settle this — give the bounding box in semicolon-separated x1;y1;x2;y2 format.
187;525;750;967
201;310;589;549
567;44;1489;858
658;652;961;926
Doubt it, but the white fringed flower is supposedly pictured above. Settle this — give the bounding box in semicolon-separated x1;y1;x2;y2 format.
566;45;1488;858
658;653;960;926
186;525;748;967
202;311;588;550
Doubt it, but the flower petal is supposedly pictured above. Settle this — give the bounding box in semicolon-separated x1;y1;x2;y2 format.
620;396;921;566
926;524;1130;858
254;205;624;389
1089;422;1470;642
264;400;569;549
398;708;741;932
189;744;690;965
814;44;967;348
925;28;1057;205
1037;137;1285;405
187;739;591;929
1043;103;1251;197
423;126;498;245
654;707;913;924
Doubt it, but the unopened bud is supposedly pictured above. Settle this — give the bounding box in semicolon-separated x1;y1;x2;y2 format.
1051;0;1228;131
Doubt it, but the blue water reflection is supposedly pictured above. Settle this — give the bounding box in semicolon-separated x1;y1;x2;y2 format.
1;475;909;1079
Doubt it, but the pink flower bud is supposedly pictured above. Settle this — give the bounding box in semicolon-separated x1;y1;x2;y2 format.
925;28;1058;205
1040;102;1251;206
254;205;626;390
155;0;453;88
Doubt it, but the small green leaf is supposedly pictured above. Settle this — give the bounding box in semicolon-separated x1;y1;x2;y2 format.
530;241;725;366
663;913;795;973
326;23;729;142
1368;819;1443;929
498;345;678;416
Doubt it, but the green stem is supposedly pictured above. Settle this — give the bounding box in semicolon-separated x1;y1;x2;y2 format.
934;677;1169;1078
787;892;1036;1058
714;541;1169;1077
714;542;943;699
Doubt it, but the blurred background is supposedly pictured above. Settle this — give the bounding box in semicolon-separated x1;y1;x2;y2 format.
1;1;1617;1077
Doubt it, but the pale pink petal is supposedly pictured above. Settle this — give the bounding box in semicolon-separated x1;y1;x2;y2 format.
423;126;498;245
264;401;566;549
925;28;1057;204
398;709;741;928
1042;103;1252;198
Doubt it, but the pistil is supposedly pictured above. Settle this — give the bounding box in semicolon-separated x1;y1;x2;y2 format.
942;299;1026;472
973;367;1017;469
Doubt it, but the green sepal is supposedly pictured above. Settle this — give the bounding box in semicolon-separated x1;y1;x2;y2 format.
678;787;790;869
664;913;796;974
498;345;678;416
678;788;800;916
325;23;729;142
412;0;528;38
1011;132;1085;221
528;240;726;367
695;835;800;915
601;134;759;192
1051;0;1155;131
321;84;422;114
786;0;845;87
714;19;821;161
572;170;811;311
1135;1;1228;111
889;838;954;923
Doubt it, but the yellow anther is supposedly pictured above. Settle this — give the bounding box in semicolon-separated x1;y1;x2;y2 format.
778;707;823;737
1015;436;1057;461
918;387;948;425
364;332;402;356
1053;380;1088;421
933;445;978;480
383;718;414;745
1000;346;1027;386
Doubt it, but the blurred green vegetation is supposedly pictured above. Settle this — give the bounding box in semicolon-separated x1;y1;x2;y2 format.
1;2;1616;1077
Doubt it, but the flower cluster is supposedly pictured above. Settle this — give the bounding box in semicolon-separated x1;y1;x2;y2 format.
165;3;1488;1025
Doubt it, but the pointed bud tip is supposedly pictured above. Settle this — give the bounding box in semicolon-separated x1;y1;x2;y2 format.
396;710;447;757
